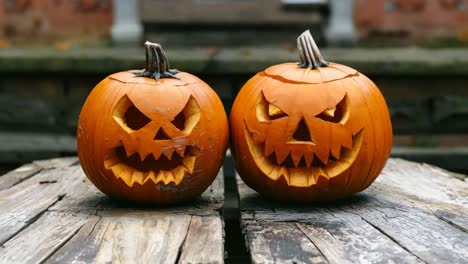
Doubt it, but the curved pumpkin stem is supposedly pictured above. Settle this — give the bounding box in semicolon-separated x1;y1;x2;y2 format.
134;41;179;80
297;30;329;69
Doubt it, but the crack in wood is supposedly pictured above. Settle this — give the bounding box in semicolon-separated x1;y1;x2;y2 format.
295;223;330;264
175;215;192;264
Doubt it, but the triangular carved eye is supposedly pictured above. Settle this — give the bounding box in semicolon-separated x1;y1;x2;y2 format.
316;94;349;124
172;96;201;134
113;95;151;132
268;103;288;120
257;91;288;122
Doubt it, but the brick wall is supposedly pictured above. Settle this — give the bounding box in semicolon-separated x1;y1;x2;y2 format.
1;0;467;47
0;0;112;46
355;0;468;44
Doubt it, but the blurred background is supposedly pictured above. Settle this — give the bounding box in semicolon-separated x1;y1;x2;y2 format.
0;0;467;175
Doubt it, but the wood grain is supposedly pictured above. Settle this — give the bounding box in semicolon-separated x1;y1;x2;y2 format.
0;211;92;264
0;166;77;244
48;213;192;264
0;157;225;263
238;158;468;264
245;221;327;264
0;162;41;191
178;215;224;264
0;157;78;191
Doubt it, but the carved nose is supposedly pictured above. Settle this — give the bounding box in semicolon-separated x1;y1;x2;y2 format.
154;128;171;140
289;118;314;143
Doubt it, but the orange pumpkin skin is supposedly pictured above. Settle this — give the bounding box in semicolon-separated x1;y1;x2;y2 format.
77;44;228;204
230;32;392;202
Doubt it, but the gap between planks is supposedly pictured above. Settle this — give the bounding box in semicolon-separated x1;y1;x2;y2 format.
0;157;225;264
237;158;468;264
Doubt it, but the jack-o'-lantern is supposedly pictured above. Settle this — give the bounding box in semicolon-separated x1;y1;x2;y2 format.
77;42;229;204
230;31;392;201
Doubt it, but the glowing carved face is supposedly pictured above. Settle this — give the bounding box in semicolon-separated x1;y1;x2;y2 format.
104;93;202;186
243;88;364;187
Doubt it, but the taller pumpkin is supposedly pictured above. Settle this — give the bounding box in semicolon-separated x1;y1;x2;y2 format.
230;31;393;201
77;42;229;204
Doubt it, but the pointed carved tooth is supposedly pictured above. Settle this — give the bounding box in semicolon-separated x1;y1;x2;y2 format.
163;149;174;160
275;150;289;166
320;168;329;179
259;144;271;159
152;148;163;160
175;146;186;159
155;171;164;183
132;171;145;185
144;171;156;184
263;140;275;158
172;167;186;184
341;133;354;150
316;174;329;187
118;164;134;187
162;171;174;185
124;146;137;158
304;152;314;168
279;167;289;184
138;151;150;162
182;156;196;172
322;107;336;118
110;164;123;179
291;153;303;168
314;150;329;165
330;144;341;160
104;158;120;169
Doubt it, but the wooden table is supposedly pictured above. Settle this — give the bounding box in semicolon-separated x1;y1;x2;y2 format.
1;157;467;264
237;158;468;264
0;157;224;264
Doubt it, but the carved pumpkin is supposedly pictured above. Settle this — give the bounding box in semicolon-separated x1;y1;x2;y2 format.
77;42;229;204
230;31;392;201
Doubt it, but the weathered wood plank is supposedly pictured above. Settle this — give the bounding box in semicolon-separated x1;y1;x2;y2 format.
0;157;78;191
237;158;468;264
295;212;423;264
239;182;422;264
178;215;224;264
0;166;75;244
48;165;105;211
244;221;327;264
0;157;226;263
379;159;467;206
0;162;42;191
343;196;468;264
33;156;79;169
47;213;192;264
0;211;93;264
373;158;468;230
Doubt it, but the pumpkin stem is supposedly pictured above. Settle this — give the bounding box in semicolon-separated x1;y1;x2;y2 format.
134;41;179;80
297;30;329;69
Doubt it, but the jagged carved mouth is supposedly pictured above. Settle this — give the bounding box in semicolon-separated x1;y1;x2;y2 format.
244;124;363;187
104;145;199;186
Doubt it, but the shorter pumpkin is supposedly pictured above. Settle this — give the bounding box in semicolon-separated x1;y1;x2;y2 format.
77;41;229;204
230;30;393;201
